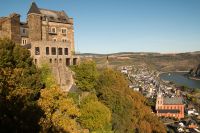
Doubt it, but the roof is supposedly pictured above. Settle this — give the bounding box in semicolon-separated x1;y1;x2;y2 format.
158;109;180;113
39;8;70;23
27;2;72;24
28;2;41;14
163;97;183;105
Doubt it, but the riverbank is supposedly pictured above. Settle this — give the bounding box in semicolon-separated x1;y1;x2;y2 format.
188;76;200;81
158;71;189;75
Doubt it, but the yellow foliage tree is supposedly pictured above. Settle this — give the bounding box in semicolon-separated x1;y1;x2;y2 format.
38;88;81;133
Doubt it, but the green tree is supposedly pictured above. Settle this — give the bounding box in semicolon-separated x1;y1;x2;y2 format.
71;61;99;91
39;63;57;88
79;93;112;132
0;39;43;132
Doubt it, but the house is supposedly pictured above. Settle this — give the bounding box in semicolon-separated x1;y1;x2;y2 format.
187;120;198;129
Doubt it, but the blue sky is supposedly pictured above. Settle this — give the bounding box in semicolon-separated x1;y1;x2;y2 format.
1;0;200;54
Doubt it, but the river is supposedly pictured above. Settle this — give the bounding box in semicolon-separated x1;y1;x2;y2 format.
159;72;200;89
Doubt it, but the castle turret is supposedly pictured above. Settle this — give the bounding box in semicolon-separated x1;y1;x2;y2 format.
27;2;42;41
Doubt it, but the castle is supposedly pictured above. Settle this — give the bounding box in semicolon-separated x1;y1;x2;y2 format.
156;93;184;119
0;2;78;90
0;2;78;66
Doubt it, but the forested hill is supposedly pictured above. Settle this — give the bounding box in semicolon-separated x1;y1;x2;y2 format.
0;39;166;133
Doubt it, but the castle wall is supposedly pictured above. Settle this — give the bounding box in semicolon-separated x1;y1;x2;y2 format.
0;14;21;44
41;21;75;54
30;41;78;67
0;17;11;40
10;14;21;44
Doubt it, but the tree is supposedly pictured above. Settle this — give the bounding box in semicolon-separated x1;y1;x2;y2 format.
71;61;99;91
0;39;43;132
79;93;112;132
96;68;166;133
39;63;57;88
38;87;81;133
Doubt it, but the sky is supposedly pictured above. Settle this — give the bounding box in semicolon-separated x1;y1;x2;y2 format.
0;0;200;54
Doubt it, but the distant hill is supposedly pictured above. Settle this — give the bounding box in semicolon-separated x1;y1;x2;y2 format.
79;51;200;72
79;51;200;57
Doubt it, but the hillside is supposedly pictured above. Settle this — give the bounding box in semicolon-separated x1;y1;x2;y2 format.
79;52;200;72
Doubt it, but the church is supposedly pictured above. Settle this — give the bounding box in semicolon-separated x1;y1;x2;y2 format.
156;93;184;119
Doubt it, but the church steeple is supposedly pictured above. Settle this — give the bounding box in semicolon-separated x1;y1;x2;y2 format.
27;2;41;14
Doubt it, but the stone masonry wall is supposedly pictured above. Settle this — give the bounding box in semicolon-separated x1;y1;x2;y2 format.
28;14;42;41
10;14;21;44
42;21;75;54
0;17;11;40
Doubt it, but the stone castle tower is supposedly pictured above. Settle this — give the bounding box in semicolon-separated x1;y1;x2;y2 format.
27;2;42;41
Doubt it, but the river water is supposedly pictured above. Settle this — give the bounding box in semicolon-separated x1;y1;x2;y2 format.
159;72;200;89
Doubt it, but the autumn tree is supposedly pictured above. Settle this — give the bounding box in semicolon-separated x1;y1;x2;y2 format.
38;87;81;133
96;68;166;133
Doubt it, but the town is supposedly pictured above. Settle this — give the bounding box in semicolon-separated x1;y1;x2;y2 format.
119;65;200;132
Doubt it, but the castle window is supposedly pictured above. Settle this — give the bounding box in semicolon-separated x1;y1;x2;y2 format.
50;58;52;63
62;39;67;42
61;28;67;34
58;48;62;55
46;47;49;55
64;48;68;55
22;29;26;34
55;59;57;63
51;27;56;33
73;58;77;65
35;47;40;55
22;39;27;45
35;59;37;64
51;47;56;55
66;58;70;66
